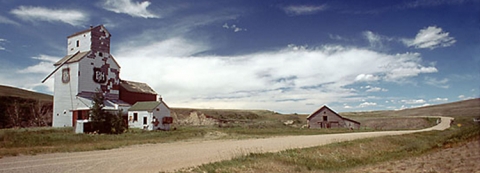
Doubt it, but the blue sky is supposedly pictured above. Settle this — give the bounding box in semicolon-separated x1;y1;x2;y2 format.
0;0;479;113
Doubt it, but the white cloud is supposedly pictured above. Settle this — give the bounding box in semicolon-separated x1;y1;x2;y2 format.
424;77;449;88
400;99;426;104
383;52;438;80
402;26;456;49
0;15;20;25
10;6;88;26
355;74;380;82
283;5;327;16
363;85;388;92
222;23;247;32
114;36;437;113
429;97;448;102
359;102;377;107
18;55;60;74
411;103;431;108
458;95;474;100
363;31;393;49
0;38;6;51
102;0;159;18
363;31;382;47
0;54;59;94
329;34;351;41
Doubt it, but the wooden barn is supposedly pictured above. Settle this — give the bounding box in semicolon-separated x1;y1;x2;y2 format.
306;105;360;129
128;100;172;130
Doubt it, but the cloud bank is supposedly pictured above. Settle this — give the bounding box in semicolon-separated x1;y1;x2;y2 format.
114;36;438;113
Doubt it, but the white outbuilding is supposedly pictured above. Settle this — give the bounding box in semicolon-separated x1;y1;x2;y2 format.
128;100;172;130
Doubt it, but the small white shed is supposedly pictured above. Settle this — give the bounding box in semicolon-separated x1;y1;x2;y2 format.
127;100;172;130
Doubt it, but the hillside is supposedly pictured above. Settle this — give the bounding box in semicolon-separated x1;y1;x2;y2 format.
0;85;53;128
0;85;53;102
170;98;479;130
342;98;480;118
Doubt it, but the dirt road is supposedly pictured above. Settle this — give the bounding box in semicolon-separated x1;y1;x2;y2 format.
0;117;452;173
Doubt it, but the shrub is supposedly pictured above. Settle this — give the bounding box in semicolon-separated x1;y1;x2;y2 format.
89;90;126;134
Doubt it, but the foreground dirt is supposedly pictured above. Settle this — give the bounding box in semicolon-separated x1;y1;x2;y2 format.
0;117;451;173
347;139;480;173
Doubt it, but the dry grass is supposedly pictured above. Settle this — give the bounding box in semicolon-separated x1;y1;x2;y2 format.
0;85;52;102
182;116;480;173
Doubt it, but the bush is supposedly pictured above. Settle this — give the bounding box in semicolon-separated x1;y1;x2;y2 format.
89;90;126;134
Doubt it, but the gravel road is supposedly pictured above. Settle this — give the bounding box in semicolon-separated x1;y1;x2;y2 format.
0;117;452;173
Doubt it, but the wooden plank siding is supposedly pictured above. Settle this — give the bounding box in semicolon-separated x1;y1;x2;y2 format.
307;105;360;129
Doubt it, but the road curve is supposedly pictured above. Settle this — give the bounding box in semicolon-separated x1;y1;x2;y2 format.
0;117;452;173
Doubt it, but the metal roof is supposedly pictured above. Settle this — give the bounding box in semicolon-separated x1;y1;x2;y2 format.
129;101;162;111
120;80;157;95
54;51;90;66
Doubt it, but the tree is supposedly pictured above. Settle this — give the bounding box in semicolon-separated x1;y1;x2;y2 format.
89;90;126;134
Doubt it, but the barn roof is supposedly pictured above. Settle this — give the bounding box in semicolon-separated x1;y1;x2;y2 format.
77;96;130;110
54;51;90;66
129;101;162;111
120;80;157;95
306;105;360;124
54;51;121;69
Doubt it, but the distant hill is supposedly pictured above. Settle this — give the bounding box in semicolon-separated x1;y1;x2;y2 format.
0;85;52;102
342;98;480;118
0;85;53;128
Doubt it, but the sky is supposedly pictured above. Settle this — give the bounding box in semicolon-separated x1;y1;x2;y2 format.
0;0;479;113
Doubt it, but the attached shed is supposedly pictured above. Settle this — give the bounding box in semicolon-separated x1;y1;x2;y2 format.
128;100;172;130
306;105;360;129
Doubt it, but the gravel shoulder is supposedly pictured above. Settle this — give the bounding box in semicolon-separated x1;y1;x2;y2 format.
0;117;452;173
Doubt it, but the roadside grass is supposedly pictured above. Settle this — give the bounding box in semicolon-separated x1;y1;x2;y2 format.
0;116;438;158
184;116;480;173
0;126;212;157
0;124;374;158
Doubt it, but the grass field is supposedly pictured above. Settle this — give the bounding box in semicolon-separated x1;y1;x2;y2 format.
0;124;379;158
1;98;478;159
183;115;480;173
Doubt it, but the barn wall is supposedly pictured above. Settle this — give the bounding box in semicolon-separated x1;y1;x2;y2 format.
308;108;345;129
128;111;152;130
152;102;171;130
344;120;361;129
119;87;156;105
